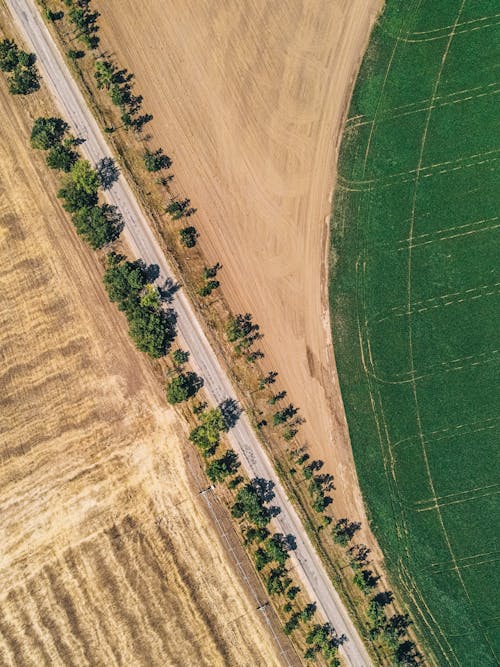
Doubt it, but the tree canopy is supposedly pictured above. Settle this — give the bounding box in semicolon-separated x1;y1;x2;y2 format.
189;408;227;457
103;253;174;357
205;450;240;483
166;371;202;404
31;117;69;150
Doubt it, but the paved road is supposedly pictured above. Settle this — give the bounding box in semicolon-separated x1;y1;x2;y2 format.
6;1;372;664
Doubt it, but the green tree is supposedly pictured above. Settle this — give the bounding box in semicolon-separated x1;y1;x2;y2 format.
283;612;300;635
205;450;239;483
265;566;290;596
126;300;173;357
31;117;69;150
231;482;271;527
46;143;78;172
8;62;40;95
143;147;171;172
103;252;146;305
300;603;317;623
266;534;289;566
166;371;202;404
166;198;188;219
179;226;197;248
0;39;19;72
94;59;117;89
72;204;121;249
140;284;161;310
189;408;226;457
198;280;219;297
286;586;300;600
172;348;189;365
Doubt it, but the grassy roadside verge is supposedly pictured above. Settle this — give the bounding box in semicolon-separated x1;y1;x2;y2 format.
31;2;422;664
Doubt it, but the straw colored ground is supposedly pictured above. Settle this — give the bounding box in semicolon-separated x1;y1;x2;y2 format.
93;0;383;548
0;66;282;666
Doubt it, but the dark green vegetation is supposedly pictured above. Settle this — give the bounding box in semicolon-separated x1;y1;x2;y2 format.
103;253;175;357
0;38;39;94
330;2;500;665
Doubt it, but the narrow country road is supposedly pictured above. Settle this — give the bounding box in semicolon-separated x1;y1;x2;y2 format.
6;1;372;664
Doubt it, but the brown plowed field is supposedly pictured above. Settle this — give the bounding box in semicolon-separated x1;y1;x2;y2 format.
94;0;382;542
0;70;281;665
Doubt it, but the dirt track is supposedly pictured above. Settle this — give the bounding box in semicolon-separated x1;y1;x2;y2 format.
94;0;383;543
0;61;282;665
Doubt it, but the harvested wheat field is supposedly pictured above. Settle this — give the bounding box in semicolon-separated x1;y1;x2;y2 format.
94;0;382;540
0;72;282;665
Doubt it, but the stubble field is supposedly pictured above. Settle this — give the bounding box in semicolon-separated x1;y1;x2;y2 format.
91;0;382;542
0;62;282;666
330;1;500;665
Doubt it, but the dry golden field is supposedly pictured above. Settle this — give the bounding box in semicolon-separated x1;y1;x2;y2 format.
93;0;382;543
0;64;283;666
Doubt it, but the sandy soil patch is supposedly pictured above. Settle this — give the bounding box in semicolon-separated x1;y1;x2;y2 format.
93;0;382;546
0;68;281;665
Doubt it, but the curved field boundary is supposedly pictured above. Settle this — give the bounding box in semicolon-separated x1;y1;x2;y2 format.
329;1;500;665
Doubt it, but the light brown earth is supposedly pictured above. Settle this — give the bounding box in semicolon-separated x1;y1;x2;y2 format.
0;70;282;665
94;0;383;546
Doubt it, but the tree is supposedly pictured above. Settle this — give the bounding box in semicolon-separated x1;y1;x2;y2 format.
205;450;240;483
0;39;20;72
253;546;272;571
102;253;174;357
143;147;171;172
71;159;100;193
286;586;300;600
172;349;189;366
8;62;40;95
166;198;189;219
266;566;290;596
71;204;120;249
198;280;219;297
103;252;146;305
300;603;317;623
332;518;360;546
231;482;271;527
94;59;117;89
138;285;159;310
127;301;173;357
266;534;289;566
272;403;296;426
58;160;100;212
243;526;269;545
166;371;202;404
179;226;197;248
31;117;69;150
68;49;85;60
46;143;78;172
189;408;226;457
283;613;300;635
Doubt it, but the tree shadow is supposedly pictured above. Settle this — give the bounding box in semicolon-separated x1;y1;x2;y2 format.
251;477;275;503
96;156;120;190
141;262;160;283
284;534;297;551
373;590;393;607
159;276;181;303
219;397;242;430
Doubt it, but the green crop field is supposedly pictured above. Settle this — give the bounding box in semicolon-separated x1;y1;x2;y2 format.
330;1;499;665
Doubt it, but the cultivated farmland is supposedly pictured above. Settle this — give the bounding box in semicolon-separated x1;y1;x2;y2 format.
330;1;500;665
0;59;282;666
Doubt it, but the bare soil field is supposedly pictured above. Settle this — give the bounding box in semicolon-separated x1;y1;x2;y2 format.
94;0;382;543
0;69;282;665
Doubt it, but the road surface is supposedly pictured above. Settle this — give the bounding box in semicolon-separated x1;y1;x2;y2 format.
6;1;372;664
